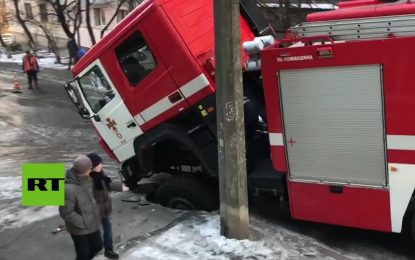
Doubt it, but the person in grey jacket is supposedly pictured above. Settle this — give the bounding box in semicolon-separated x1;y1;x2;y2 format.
59;156;103;260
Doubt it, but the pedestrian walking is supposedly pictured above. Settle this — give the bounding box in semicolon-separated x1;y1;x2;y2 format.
59;156;103;260
67;39;80;66
22;50;39;89
87;152;129;259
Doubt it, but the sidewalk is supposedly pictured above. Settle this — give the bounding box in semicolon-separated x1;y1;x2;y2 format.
0;194;187;260
0;191;365;260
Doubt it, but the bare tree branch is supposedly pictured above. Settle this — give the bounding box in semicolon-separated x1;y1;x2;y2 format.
26;19;61;63
12;0;36;49
100;0;127;38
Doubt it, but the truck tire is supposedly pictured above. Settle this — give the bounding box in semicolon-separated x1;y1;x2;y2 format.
121;159;143;192
410;210;415;241
154;174;218;211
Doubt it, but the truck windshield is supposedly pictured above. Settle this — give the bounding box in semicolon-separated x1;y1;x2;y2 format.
78;65;115;113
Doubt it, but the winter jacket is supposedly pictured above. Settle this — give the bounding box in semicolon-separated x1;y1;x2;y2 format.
91;170;122;219
22;55;39;73
59;169;101;235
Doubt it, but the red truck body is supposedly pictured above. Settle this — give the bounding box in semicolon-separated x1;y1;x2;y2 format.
70;0;254;165
262;36;415;232
65;0;415;237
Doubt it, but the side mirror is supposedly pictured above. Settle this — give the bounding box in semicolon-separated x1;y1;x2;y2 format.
79;108;93;119
93;114;101;122
79;108;101;122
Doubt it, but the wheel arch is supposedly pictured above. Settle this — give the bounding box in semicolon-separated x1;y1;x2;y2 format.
132;123;217;177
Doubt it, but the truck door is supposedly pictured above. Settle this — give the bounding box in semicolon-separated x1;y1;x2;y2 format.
77;60;143;162
113;30;189;130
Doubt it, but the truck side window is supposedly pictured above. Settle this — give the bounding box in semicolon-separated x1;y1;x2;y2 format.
116;32;156;86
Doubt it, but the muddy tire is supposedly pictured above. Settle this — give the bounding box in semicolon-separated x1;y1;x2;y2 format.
155;174;218;211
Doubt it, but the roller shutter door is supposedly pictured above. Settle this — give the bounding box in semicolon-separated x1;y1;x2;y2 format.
279;65;387;187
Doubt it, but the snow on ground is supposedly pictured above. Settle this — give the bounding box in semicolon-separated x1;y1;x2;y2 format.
118;213;363;260
0;50;69;70
0;176;58;232
0;176;21;200
124;216;276;260
0;202;58;232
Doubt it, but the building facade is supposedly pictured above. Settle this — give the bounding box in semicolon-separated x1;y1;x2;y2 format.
4;0;133;50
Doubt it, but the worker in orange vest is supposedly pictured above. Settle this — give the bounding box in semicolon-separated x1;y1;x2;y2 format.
22;50;39;89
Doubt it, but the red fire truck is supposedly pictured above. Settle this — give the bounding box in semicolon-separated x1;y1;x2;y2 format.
64;0;415;237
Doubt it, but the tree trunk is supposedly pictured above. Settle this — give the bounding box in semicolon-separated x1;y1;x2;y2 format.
44;32;61;64
51;41;61;64
67;37;79;68
47;0;75;40
100;0;126;38
12;0;36;49
283;0;291;30
85;0;96;45
68;55;72;70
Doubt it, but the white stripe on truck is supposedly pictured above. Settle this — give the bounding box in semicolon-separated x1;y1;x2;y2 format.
387;135;415;150
141;93;179;121
269;134;415;151
269;133;284;146
180;74;210;98
140;74;209;122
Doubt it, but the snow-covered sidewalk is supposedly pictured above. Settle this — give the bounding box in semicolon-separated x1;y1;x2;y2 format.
0;50;69;70
113;213;365;260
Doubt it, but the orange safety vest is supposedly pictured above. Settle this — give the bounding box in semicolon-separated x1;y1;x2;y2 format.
23;55;39;72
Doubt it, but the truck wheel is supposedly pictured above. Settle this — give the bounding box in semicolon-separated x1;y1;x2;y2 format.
410;210;415;241
120;159;142;192
155;174;218;211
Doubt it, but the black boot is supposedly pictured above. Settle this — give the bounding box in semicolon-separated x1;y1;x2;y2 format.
104;248;119;259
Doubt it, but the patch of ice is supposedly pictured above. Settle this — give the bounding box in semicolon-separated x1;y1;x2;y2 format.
0;175;58;231
0;176;21;200
0;200;58;232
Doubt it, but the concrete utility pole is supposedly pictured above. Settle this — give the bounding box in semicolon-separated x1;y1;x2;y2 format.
213;0;250;239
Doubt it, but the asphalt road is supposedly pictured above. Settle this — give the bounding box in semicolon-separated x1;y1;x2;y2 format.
0;62;414;259
0;63;118;174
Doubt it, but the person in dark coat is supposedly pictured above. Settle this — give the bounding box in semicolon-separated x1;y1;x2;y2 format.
59;156;103;260
87;153;128;259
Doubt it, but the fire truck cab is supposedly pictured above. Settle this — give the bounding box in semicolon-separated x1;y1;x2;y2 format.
65;0;415;237
65;0;264;210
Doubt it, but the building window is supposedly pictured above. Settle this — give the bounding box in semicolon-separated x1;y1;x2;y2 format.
24;3;33;20
115;32;157;86
117;10;128;22
39;4;48;23
94;8;106;26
